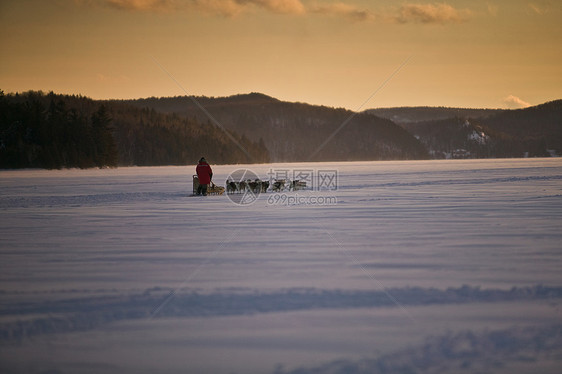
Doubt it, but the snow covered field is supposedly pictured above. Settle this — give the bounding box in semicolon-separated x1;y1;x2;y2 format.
1;158;562;373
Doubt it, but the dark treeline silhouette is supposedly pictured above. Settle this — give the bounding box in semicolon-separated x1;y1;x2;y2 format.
401;118;494;158
107;99;269;166
366;106;503;124
477;99;562;157
121;93;429;162
0;91;269;169
390;100;562;158
0;90;118;169
4;90;559;168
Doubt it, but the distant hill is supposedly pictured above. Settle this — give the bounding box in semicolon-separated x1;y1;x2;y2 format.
0;91;269;169
477;100;562;157
4;90;557;168
365;106;503;125
120;93;428;162
396;100;562;158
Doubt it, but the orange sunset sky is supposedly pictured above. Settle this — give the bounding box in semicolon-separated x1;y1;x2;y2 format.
1;0;560;110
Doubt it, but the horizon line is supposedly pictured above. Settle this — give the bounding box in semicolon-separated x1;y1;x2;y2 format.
4;88;557;111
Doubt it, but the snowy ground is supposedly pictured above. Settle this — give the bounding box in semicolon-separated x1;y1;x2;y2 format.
1;158;562;373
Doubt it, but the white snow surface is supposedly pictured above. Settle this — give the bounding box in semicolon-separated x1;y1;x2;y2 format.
1;158;562;373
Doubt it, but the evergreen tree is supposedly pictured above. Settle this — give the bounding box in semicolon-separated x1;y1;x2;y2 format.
91;105;118;167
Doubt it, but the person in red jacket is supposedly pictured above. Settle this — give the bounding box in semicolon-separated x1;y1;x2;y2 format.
196;157;213;196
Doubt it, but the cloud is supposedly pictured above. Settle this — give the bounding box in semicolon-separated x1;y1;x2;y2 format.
309;2;473;24
503;95;531;109
394;2;471;24
528;2;546;15
100;0;182;12
92;0;305;16
190;0;244;17
310;2;374;22
78;0;473;24
487;2;499;16
248;0;306;15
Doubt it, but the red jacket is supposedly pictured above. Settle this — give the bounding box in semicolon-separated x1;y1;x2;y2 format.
196;161;213;185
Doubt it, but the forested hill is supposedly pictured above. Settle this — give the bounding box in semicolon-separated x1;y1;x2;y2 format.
365;106;503;125
477;100;562;157
6;90;556;168
120;93;428;162
396;100;562;159
0;91;269;169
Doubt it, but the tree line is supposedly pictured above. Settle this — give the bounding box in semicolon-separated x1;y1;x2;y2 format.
401;100;562;159
123;93;429;162
0;91;269;169
0;90;117;169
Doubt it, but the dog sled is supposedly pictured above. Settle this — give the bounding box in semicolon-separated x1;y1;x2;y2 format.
225;178;307;194
193;174;308;197
192;175;225;196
